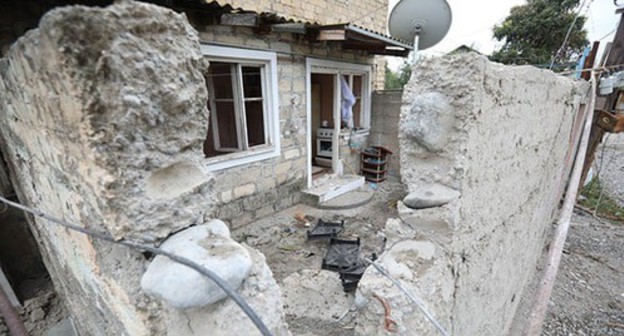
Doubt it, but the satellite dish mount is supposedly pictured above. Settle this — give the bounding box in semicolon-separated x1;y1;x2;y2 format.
388;0;452;62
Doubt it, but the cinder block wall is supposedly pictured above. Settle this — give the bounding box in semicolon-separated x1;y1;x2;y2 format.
370;90;402;177
356;54;589;335
195;24;374;228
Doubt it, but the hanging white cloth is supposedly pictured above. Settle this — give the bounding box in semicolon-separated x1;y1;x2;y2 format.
340;76;356;128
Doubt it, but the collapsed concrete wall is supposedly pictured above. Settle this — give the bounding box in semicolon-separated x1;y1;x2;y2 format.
355;54;588;335
0;2;286;335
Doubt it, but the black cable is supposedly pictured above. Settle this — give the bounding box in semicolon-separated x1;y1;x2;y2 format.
0;196;273;336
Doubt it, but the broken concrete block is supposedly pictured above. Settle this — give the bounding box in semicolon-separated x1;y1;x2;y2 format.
403;183;460;209
141;225;252;309
400;92;455;153
281;269;352;322
355;239;454;335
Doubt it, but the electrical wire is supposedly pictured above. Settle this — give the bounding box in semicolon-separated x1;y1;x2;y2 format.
597;28;617;42
550;0;593;70
364;258;450;336
348;3;389;27
0;196;273;336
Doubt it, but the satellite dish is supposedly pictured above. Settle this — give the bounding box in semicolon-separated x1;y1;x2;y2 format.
388;0;452;52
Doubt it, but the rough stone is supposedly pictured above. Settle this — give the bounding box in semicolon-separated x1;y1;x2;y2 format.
31;308;46;322
0;2;213;334
166;245;291;336
141;225;252;309
205;219;231;238
400;92;455;153
402;183;461;209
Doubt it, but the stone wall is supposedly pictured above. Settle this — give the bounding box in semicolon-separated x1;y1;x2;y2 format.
196;24;374;228
355;54;588;335
370;90;402;177
0;3;286;335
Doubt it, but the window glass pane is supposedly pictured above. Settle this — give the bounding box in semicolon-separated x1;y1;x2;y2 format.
242;66;263;98
208;62;234;99
245;101;266;147
215;101;239;149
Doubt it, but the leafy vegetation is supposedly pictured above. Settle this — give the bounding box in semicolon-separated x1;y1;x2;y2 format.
490;0;589;68
384;61;411;90
578;178;624;222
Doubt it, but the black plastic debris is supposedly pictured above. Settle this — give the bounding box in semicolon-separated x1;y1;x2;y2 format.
341;277;359;292
321;237;361;272
307;219;345;240
339;263;367;280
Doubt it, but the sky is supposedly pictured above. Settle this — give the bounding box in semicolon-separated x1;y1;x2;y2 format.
386;0;622;70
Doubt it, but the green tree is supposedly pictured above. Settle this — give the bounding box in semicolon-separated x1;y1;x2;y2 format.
490;0;589;69
384;61;412;90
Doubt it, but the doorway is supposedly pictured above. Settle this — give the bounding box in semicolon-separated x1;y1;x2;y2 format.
310;73;336;184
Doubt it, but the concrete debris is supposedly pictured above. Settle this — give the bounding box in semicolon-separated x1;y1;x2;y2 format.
141;225;253;309
30;308;46;322
402;183;461;209
282;269;353;322
354;239;454;336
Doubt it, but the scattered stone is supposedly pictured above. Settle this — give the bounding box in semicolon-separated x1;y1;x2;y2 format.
141;225;253;309
31;308;46;322
402;184;460;209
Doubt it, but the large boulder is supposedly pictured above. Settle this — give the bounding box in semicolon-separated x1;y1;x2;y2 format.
141;222;253;309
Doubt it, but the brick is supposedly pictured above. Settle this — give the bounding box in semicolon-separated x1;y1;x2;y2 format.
275;161;292;175
283;148;300;160
234;183;256;199
255;205;276;219
258;178;277;191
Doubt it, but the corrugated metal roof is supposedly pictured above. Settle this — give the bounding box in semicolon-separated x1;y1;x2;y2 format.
143;0;413;55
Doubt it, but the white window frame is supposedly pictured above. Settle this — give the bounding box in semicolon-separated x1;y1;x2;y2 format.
305;58;373;188
201;44;280;172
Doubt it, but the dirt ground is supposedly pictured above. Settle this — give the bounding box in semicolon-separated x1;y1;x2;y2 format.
543;135;624;336
542;212;624;336
231;178;406;335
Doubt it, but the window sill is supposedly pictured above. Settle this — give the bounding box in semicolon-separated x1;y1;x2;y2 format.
205;145;280;172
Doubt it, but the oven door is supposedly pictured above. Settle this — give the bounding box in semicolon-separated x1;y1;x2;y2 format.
317;138;333;158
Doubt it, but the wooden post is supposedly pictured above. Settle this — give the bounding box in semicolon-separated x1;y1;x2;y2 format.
580;12;624;185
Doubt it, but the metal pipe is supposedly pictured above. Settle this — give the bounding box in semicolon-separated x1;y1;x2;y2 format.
0;284;27;336
525;74;597;335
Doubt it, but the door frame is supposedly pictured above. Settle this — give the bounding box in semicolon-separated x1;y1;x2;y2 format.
305;58;372;188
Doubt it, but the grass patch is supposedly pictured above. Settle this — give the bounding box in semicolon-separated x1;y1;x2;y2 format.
578;178;624;222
